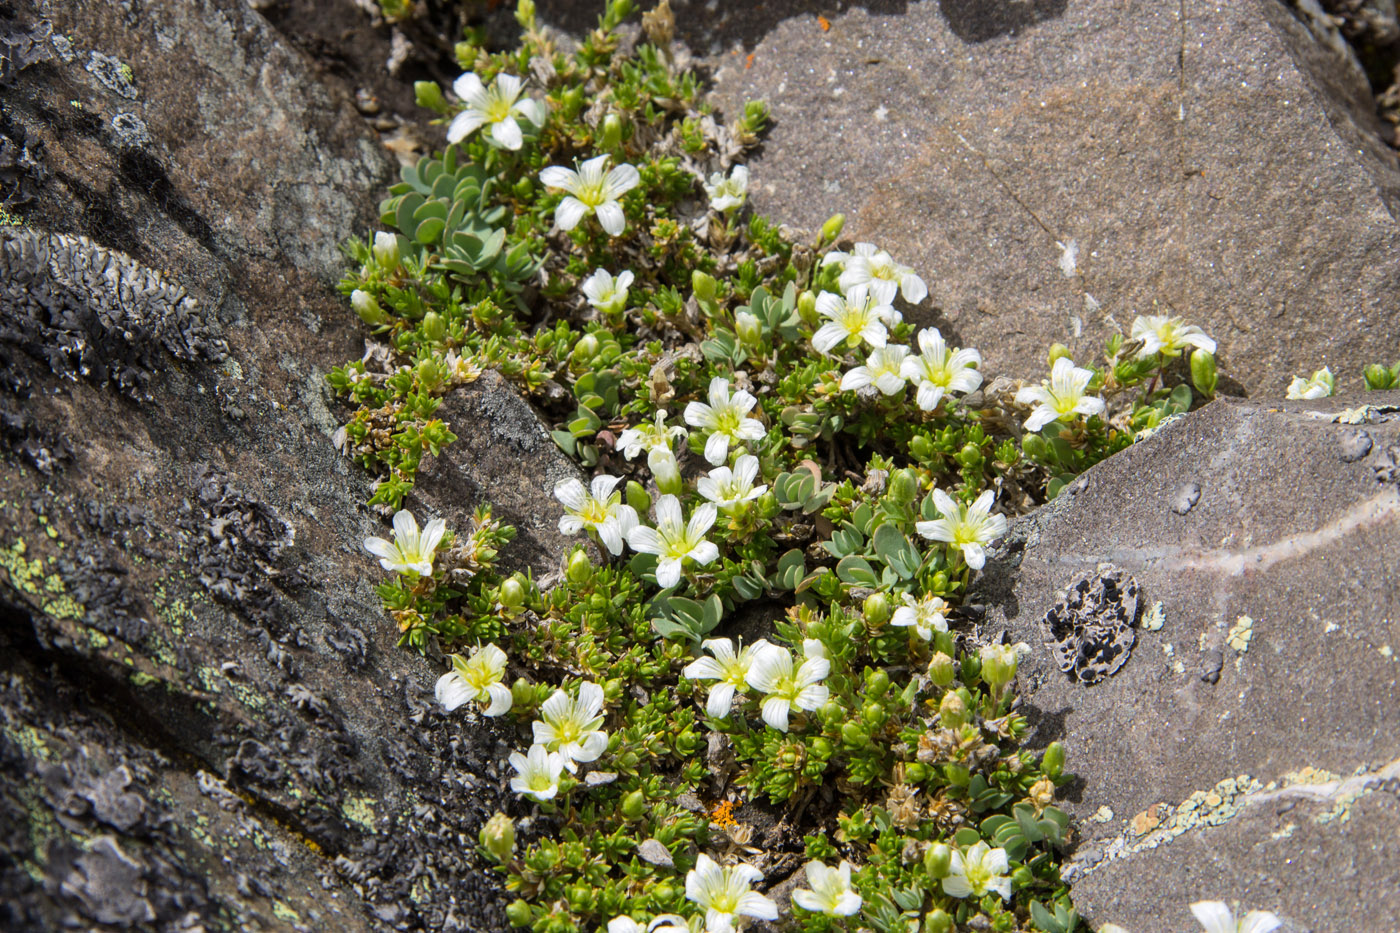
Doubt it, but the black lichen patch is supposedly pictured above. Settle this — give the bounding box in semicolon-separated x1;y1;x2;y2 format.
1040;568;1140;685
0;227;226;400
0;17;54;85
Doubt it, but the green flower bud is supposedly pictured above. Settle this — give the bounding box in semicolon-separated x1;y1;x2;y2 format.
927;651;956;687
863;592;891;628
480;812;515;862
957;441;983;469
351;289;385;326
861;702;886;728
908;435;934;462
691;270;717;303
904;761;929;783
819;700;844;724
980;642;1023;692
416;357;442;391
734;310;762;348
923;842;951;878
923;909;952;933
506;899;532;927
938;691;968;729
1042;740;1065;780
570;333;600;366
1048;342;1072;366
797;290;818;326
647;448;682;497
810;736;834;759
626;480;651;515
558;86;585;120
820;213;846;243
499;576;525;609
620;789;646;821
932;628;955;658
889;468;919;504
414;80;447;113
1021;433;1049;461
566;549;593;584
515;0;537;29
840;721;869;747
600;113;624;150
1191;349;1218;398
422;311;446;343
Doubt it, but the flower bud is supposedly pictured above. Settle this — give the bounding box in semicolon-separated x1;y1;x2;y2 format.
626;480;651;515
570;333;600;365
889;468;919;504
600;113;624;151
691;270;717;303
480;812;516;862
819;700;844;724
566;549;594;584
865;668;891;699
1048;342;1072;366
938;691;968;729
515;0;537;29
647;448;682;496
499;576;526;610
979;642;1023;692
373;231;400;270
620;789;646;821
840;721;870;747
863;592;891;628
734;311;762;348
414;80;447;113
351;289;385;326
506;899;532;927
1190;349;1218;398
820;213;846;243
1042;740;1065;779
923;909;952;933
422;310;446;343
1364;363;1391;390
797;290;818;326
932;629;955;658
927;651;956;687
861;701;886;728
908;435;934;462
923;843;951;878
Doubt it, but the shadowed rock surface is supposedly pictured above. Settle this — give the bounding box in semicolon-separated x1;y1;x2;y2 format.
670;0;1400;393
0;0;574;929
981;393;1400;932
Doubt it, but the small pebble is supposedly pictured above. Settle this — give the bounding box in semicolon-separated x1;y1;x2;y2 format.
1338;430;1373;463
1170;481;1201;515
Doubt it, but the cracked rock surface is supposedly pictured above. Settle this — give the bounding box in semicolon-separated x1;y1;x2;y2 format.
0;0;573;930
981;393;1400;932
615;0;1400;392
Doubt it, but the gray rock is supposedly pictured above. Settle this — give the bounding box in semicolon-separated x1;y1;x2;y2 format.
983;392;1400;931
681;0;1400;391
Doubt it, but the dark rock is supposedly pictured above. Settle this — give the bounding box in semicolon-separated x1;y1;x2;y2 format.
984;392;1400;931
1339;428;1374;462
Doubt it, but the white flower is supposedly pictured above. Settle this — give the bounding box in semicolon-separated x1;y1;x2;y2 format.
372;231;400;268
681;637;772;718
941;841;1011;901
627;495;720;589
532;681;609;773
683;377;767;466
509;743;566;801
554;474;639;556
891;593;949;641
791;860;862;916
825;242;927;306
1286;366;1334;400
1130;315;1216;359
1189;900;1281;933
704;165;749;213
915;489;1008;572
616;410;688;460
744;642;830;732
696;455;767;510
811;288;901;355
364;509;447;576
436;643;512;715
900;327;983;411
684;854;777;933
1014;357;1106;432
447;72;547;150
841;345;910;396
539;155;640;236
582;268;634;315
608;915;691;933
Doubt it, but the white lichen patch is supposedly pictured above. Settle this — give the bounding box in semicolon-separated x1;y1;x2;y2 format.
1142;600;1165;631
1089;806;1114;823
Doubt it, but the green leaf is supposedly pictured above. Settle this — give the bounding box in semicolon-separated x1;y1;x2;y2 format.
775;549;805;590
835;556;878;587
871;523;920;579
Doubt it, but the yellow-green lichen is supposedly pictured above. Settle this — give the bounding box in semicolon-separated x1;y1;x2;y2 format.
341;795;378;833
1226;615;1255;654
272;901;301;923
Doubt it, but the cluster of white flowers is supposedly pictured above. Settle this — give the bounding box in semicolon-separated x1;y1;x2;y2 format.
683;637;829;733
684;854;777;933
505;679;612;801
617;410;689;495
823;242;927;306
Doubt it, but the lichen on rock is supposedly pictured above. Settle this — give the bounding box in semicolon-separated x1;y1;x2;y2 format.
0;228;226;399
1041;568;1140;685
